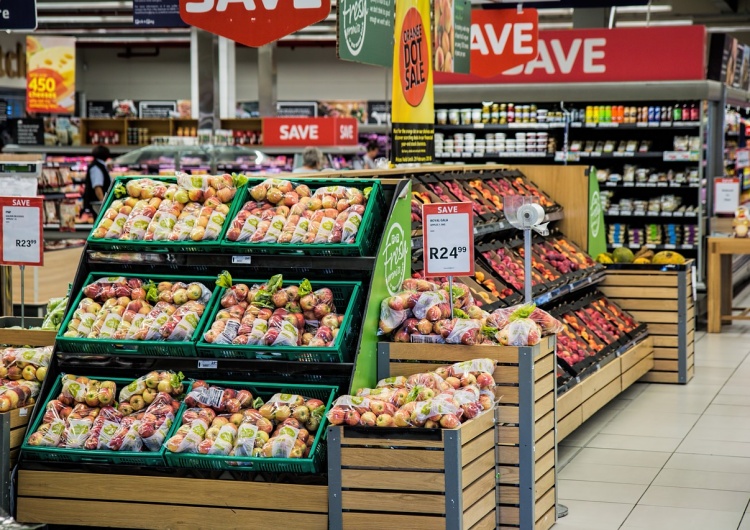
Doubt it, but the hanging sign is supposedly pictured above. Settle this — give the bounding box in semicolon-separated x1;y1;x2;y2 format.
470;8;538;77
434;0;471;74
262;117;358;147
422;202;474;277
134;0;187;28
179;0;330;47
737;149;750;170
714;177;741;215
0;197;43;267
337;0;395;67
0;0;37;31
391;0;435;164
26;36;76;114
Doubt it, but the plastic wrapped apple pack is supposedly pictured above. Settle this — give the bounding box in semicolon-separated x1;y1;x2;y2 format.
166;419;208;453
84;407;123;450
118;370;184;404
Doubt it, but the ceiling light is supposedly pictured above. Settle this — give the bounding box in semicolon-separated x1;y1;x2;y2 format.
707;26;750;33
37;1;131;10
616;19;692;27
538;22;574;29
616;5;672;13
38;15;134;24
537;9;573;16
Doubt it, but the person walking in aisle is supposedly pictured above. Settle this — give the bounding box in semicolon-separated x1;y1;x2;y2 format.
362;140;380;169
293;147;324;173
82;145;112;222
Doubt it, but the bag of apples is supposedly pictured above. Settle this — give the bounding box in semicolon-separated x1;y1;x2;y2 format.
0;345;52;383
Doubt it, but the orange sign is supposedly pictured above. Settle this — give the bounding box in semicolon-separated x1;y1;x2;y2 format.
470;8;538;78
26;36;75;114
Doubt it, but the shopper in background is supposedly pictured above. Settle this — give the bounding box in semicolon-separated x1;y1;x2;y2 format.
362;140;380;169
294;146;324;173
82;145;112;222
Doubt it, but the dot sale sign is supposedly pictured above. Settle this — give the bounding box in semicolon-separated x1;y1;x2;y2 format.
422;202;474;277
0;197;43;267
26;36;75;114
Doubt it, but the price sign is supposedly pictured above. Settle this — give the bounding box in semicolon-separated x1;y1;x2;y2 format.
422;202;474;277
714;177;741;215
0;197;43;266
737;148;750;169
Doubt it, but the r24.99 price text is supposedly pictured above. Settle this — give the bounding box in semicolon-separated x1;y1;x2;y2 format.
429;246;468;259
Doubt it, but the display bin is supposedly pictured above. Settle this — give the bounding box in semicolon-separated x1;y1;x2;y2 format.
86;175;244;253
0;405;33;513
0;317;56;347
20;376;175;466
17;470;329;529
327;409;498;530
601;262;695;384
55;272;218;357
377;336;558;530
220;178;386;256
196;279;363;362
164;380;337;474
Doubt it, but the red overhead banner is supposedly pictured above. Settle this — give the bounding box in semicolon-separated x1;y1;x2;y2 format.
470;8;538;78
262;117;359;147
437;26;706;84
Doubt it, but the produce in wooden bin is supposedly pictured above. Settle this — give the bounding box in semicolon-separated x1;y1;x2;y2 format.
0;380;40;413
165;382;325;459
0;346;52;383
62;277;212;342
26;374;182;452
203;272;343;347
225;178;369;245
91;173;245;241
327;358;497;429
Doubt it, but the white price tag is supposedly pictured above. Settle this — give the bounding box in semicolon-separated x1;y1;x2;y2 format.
0;197;43;267
422;202;474;277
714;177;741;214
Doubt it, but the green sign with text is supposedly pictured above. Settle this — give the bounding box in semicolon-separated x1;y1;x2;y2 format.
588;167;606;257
337;0;394;67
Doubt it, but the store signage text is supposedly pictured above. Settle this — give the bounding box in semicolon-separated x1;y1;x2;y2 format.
0;0;37;31
0;196;43;267
422;202;474;277
470;8;538;77
180;0;330;47
263;117;359;146
436;26;706;84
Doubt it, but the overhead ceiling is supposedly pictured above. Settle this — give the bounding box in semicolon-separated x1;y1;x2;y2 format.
32;0;750;45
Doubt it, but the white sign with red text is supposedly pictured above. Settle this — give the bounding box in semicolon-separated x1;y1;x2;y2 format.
0;196;43;266
422;202;474;277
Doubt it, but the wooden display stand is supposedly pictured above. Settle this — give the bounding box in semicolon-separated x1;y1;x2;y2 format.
377;336;557;530
707;237;750;333
0;318;56;347
557;337;654;441
17;472;328;528
1;405;32;513
327;410;497;530
601;264;694;384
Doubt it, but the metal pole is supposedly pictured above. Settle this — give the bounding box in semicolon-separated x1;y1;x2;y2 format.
524;229;532;304
19;265;24;328
448;275;455;316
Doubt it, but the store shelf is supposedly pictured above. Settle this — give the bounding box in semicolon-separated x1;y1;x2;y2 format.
600;182;701;189
436;151;553;160
437;122;566;131
607;243;698;251
3;145;132;155
533;269;607;306
570;121;701;129
604;211;699;219
570;151;700;162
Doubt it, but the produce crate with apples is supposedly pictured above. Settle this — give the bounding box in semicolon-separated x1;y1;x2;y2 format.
56;273;217;357
378;337;558;530
87;174;246;253
22;372;187;466
221;177;386;256
196;274;363;362
327;408;498;530
601;261;695;383
0;317;56;347
163;380;336;473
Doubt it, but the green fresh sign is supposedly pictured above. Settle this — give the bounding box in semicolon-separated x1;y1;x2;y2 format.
350;180;411;392
337;0;395;67
588;167;606;257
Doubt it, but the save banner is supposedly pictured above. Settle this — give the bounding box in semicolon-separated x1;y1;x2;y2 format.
391;0;434;164
26;37;75;115
337;0;394;67
470;8;538;77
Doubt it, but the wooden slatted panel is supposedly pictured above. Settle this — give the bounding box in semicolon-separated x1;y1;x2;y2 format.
609;298;679;311
463;490;497;529
648;323;679;335
620;337;654;371
582;378;621;421
535;469;555;502
342;491;446;514
463;450;495;488
557;384;581;419
629;310;679;324
536;506;556;530
602;274;678;287
341;469;445;492
600;286;678;299
622;354;655;389
470;509;497;530
653;347;679;359
463;469;496;511
558;407;582;441
342;512;444;530
462;429;495;468
341;448;444;470
581;358;621;401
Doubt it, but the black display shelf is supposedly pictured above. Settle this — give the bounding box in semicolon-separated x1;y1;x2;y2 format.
607;243;697;251
604;211;700;220
436;123;566;131
436;151;553;160
569;121;701;129
600;182;701;189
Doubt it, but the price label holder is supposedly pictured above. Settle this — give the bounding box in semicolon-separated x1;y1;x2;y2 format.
422;202;474;278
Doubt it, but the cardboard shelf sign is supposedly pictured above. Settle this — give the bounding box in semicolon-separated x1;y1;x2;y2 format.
0;197;43;267
180;0;330;47
470;8;538;77
422;202;474;277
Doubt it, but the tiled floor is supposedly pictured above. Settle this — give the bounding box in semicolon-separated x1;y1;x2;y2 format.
555;318;750;529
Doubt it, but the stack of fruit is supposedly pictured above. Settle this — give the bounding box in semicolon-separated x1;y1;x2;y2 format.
596;247;686;265
225;178;369;245
61;277;212;343
26;371;184;452
327;358;496;429
0;346;51;384
202;273;344;347
91;174;242;242
165;382;325;460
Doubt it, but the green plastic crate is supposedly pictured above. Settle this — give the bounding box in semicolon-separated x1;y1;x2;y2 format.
220;178;386;256
86;175;245;253
164;380;336;474
56;272;219;357
21;375;183;466
196;279;362;362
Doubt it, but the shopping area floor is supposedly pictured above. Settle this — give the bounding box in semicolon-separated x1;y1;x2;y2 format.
555;289;750;529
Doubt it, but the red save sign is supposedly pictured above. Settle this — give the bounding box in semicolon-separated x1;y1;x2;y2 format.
471;8;538;78
0;197;43;267
422;202;474;277
263;117;359;147
179;0;330;48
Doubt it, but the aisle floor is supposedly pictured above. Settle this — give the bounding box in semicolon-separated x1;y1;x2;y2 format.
555;321;750;529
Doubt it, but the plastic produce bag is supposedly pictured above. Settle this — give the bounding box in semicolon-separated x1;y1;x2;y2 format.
166;419;208;453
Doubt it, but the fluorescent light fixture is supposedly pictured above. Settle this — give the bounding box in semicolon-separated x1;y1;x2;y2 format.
616;19;692;27
38;15;134;23
37;2;132;10
616;5;672;13
76;36;191;43
537;9;573;17
538;22;574;29
707;26;750;33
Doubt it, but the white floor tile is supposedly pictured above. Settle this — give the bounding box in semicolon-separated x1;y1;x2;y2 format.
558;479;647;504
621;505;743;530
665;453;750;475
558;444;580;468
567;447;671;468
599;412;699;438
586;433;684;452
550;500;634;530
653;468;750;492
677;436;750;458
740;513;750;530
712;393;750;406
558;462;660;485
638;485;750;512
704;403;750;417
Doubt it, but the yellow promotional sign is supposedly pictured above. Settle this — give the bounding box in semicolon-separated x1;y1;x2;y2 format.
391;0;435;164
26;36;76;114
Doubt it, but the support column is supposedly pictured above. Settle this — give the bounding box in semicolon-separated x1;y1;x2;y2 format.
258;44;278;117
572;8;610;28
190;27;220;131
219;37;236;119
